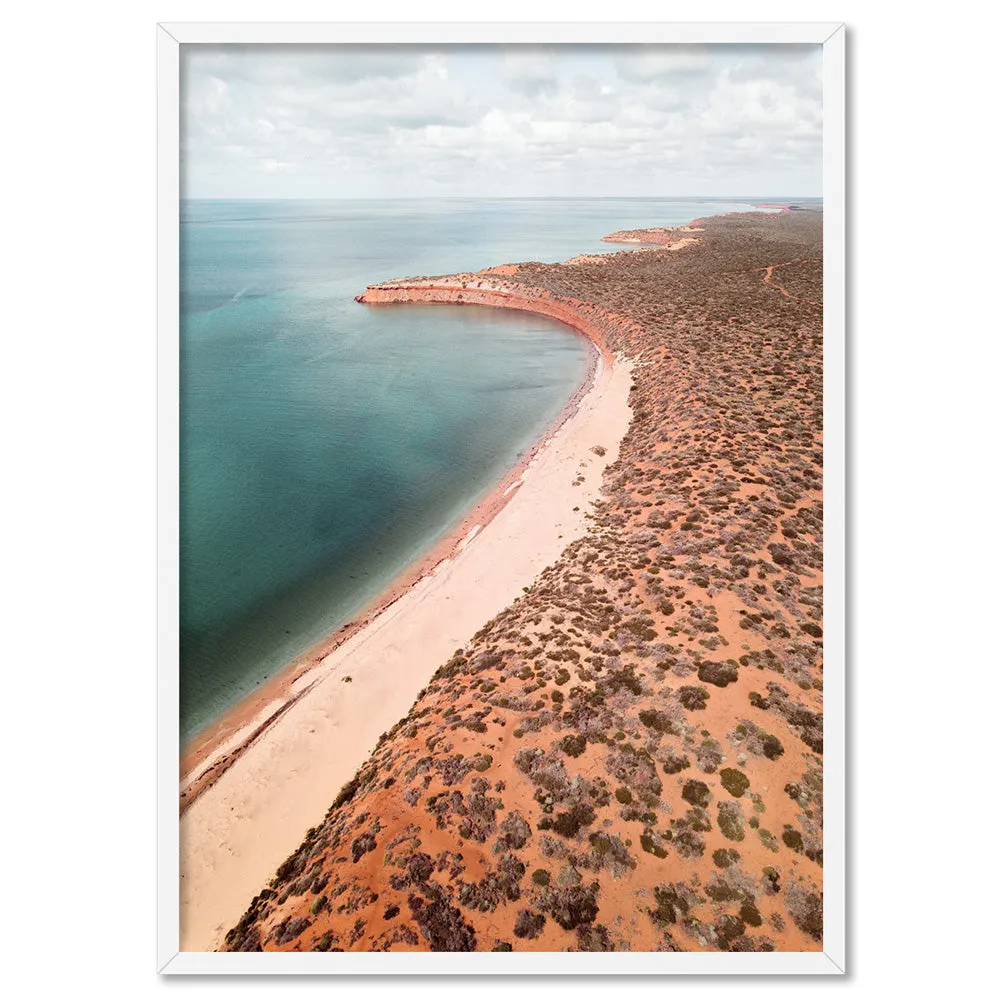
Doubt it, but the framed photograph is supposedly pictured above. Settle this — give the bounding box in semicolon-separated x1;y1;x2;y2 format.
159;21;845;975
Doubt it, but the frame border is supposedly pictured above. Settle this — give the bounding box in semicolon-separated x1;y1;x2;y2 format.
158;21;846;976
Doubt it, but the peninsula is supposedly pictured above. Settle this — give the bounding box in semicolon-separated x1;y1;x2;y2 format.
186;207;825;954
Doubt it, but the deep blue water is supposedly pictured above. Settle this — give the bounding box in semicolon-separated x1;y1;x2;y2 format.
180;197;775;742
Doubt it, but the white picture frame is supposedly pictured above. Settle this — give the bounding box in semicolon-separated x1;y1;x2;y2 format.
158;20;846;976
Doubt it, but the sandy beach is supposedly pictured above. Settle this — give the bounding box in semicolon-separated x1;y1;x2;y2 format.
179;275;636;951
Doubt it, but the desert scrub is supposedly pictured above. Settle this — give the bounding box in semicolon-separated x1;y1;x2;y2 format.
640;828;669;858
311;931;334;952
697;660;740;687
718;801;746;842
740;901;763;927
719;768;750;798
648;884;694;927
661;753;691;774
782;827;804;852
576;924;614;951
350;832;377;863
542;802;596;839
678;685;709;710
758;828;780;852
540;885;600;930
560;733;587;758
513;909;546;940
712;847;741;868
531;869;551;887
273;916;311;946
681;779;711;808
784;878;823;941
639;708;678;734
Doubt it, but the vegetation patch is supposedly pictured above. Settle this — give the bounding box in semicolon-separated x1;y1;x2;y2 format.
697;661;740;688
719;768;750;798
718;801;746;842
681;779;711;808
678;685;710;710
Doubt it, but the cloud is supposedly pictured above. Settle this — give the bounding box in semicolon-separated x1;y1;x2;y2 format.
613;45;717;82
501;49;560;97
181;44;823;198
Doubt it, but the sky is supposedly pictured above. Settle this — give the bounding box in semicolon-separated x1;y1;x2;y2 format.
181;44;822;199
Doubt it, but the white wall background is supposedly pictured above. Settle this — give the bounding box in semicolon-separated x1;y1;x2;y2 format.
2;1;995;996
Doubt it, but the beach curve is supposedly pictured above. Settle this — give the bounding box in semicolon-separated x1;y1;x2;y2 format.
179;266;638;951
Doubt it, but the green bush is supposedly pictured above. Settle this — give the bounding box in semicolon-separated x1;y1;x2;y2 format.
719;768;750;798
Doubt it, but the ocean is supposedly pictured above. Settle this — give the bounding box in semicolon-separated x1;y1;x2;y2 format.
180;197;775;742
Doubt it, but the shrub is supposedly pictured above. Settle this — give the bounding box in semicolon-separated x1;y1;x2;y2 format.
640;829;669;858
782;828;804;852
678;685;709;710
740;901;763;927
350;832;377;863
513;909;546;940
639;709;677;734
662;753;690;774
577;924;614;951
719;768;750;798
697;661;739;688
785;879;823;941
550;803;596;838
542;885;599;930
717;914;746;944
681;779;711;808
718;801;745;842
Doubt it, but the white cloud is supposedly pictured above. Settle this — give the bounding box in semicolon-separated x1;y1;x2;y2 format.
181;44;823;198
613;44;717;83
501;49;560;97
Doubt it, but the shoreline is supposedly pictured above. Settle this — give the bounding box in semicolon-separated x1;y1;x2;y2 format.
179;203;813;953
179;267;638;951
181;201;790;804
179;316;602;810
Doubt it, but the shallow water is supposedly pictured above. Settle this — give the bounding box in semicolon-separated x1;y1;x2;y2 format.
180;197;776;741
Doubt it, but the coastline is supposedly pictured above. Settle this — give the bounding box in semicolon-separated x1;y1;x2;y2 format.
179;265;638;951
212;204;826;955
179;311;602;811
180;201;780;807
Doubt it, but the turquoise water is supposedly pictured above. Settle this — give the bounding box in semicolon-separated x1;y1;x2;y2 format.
180;197;776;742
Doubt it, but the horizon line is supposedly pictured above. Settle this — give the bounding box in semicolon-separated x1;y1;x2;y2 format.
179;194;823;202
